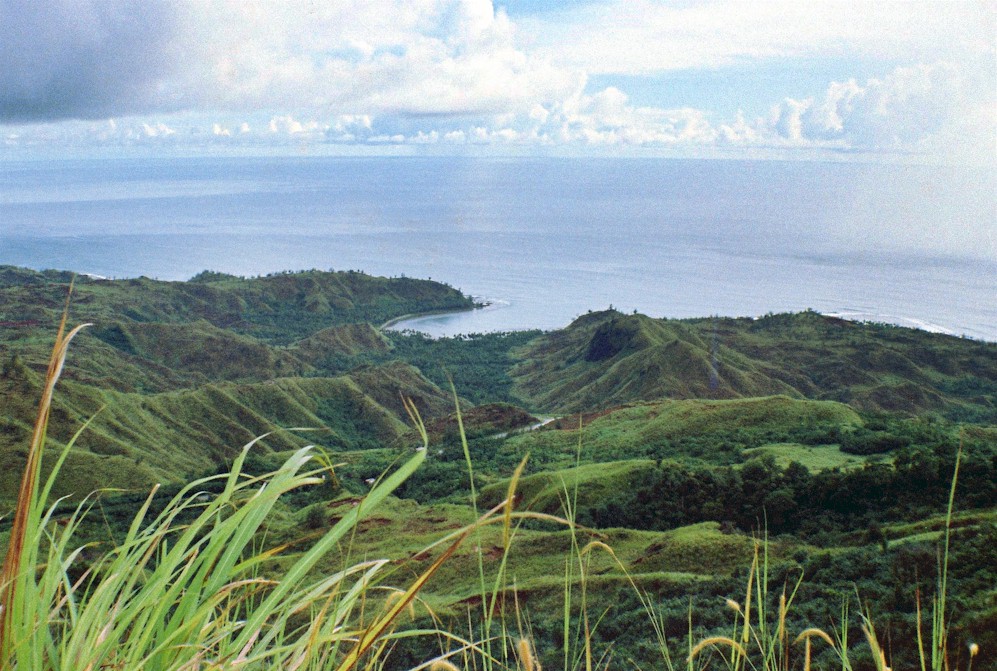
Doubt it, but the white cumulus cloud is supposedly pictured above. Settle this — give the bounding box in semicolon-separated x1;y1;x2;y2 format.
761;62;990;155
182;0;580;118
534;87;717;147
141;122;175;138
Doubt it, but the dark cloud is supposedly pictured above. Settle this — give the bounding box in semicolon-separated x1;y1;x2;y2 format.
0;0;184;122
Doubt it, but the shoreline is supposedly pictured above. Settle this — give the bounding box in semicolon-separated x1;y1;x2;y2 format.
378;301;489;332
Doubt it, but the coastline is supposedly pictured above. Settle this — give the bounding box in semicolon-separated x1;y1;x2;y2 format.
378;301;488;332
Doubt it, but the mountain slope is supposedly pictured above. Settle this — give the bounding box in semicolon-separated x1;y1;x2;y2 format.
0;266;475;345
511;310;997;418
0;360;452;502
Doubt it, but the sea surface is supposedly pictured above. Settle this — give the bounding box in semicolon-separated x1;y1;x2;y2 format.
1;156;995;341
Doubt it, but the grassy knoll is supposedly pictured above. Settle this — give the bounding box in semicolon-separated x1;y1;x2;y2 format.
492;396;861;470
479;459;659;514
742;442;874;470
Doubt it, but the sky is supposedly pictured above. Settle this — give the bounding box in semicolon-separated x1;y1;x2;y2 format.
1;0;994;163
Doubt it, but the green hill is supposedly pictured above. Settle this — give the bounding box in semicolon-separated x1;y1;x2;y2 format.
511;309;997;419
90;320;314;384
0;266;475;344
293;322;392;360
0;359;454;502
0;267;479;503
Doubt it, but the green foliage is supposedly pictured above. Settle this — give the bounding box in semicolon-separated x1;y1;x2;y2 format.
0;366;452;502
560;436;993;540
387;330;542;405
512;309;997;420
0;266;475;346
840;427;912;454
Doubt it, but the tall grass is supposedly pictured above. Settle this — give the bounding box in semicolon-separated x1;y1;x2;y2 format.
0;316;567;670
0;316;494;670
0;290;91;667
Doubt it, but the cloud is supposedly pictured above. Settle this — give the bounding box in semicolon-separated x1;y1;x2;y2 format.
521;0;995;75
758;62;990;156
141;122;175;138
183;0;580;117
337;62;990;161
0;0;185;122
1;1;990;164
268;115;320;136
0;0;580;124
7;64;986;164
543;87;717;146
326;115;373;143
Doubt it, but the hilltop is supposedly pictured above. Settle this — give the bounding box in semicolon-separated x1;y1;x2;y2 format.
512;309;997;419
0;265;475;345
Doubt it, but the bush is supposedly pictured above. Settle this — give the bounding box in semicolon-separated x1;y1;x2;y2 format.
840;427;912;455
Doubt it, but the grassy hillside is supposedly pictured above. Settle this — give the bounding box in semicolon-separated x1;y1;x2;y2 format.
0;265;474;342
0;267;479;503
489;396;860;470
0;359;455;501
1;267;476;391
511;309;997;419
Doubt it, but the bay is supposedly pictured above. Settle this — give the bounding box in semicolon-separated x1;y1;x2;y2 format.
1;156;994;341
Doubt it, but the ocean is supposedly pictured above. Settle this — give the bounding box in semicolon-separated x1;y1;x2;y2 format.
1;156;994;340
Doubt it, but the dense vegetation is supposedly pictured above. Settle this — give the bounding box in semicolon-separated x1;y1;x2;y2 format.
513;309;997;420
0;266;993;669
0;265;475;344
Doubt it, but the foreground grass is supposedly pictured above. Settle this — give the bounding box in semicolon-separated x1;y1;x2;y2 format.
0;318;983;670
0;318;449;670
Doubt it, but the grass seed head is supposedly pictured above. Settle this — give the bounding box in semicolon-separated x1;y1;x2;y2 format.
429;661;461;671
518;637;539;671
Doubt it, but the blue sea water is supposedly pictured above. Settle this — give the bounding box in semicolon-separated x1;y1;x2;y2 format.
1;156;995;340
